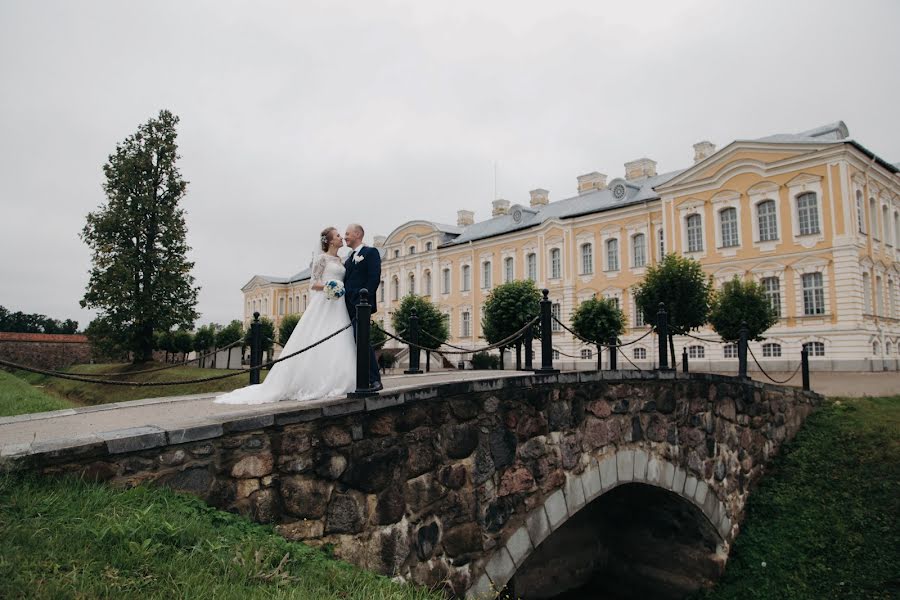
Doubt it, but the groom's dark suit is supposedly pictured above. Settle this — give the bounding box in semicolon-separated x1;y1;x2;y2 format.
344;245;382;385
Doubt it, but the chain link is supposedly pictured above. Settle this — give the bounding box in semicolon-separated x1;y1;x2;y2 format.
747;346;803;385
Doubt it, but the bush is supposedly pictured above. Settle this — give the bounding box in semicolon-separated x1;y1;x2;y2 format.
471;352;500;370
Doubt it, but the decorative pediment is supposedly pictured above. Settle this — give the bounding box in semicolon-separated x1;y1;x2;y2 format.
747;181;780;196
785;173;823;188
711;190;741;205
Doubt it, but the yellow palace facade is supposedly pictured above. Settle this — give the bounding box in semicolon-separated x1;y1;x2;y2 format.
241;122;900;371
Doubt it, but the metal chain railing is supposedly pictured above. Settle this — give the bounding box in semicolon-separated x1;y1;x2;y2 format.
71;339;246;377
681;331;727;344
550;317;654;348
373;317;539;356
747;346;803;385
0;324;352;387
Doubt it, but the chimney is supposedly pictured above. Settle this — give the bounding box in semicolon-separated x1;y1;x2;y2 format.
457;209;475;227
576;172;608;194
624;158;657;181
529;188;550;207
693;141;716;163
492;199;510;217
373;235;386;248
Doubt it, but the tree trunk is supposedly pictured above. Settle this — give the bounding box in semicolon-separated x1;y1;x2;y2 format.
669;334;676;368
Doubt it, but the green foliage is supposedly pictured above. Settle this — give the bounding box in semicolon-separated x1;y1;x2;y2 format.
570;296;626;345
471;352;500;369
481;280;542;348
80;110;199;362
390;295;448;350
173;329;194;358
278;314;301;345
0;306;78;334
244;318;275;353
85;316;129;362
215;320;244;349
709;277;778;342
193;324;217;353
695;397;899;599
633;254;712;335
0;474;443;600
370;320;387;351
0;370;73;417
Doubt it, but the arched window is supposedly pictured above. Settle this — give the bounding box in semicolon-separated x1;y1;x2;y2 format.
303;294;308;310
873;341;880;356
408;245;416;255
797;193;820;235
391;276;400;300
863;272;872;314
379;282;385;304
758;200;778;241
720;207;739;247
657;228;665;259
581;349;593;360
287;297;292;313
688;345;705;359
803;341;825;357
856;191;866;234
876;276;884;316
442;268;451;294
393;249;400;259
761;277;781;317
762;343;781;358
462;265;471;291
482;261;492;289
551;302;561;331
883;205;891;245
886;341;893;355
802;272;825;315
895;212;900;249
424;270;432;296
723;344;737;359
552;349;560;360
606;239;619;271
550;248;561;279
632;234;646;268
581;243;593;275
526;253;537;281
869;198;878;239
461;311;471;337
633;347;647;360
686;214;703;252
407;273;415;295
504;257;514;283
279;297;285;315
889;278;897;319
425;241;433;251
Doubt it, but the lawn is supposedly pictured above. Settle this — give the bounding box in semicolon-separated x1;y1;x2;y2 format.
695;397;900;599
0;474;443;600
10;362;268;408
0;370;74;417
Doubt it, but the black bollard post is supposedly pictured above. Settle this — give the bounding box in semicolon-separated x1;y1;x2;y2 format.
738;321;749;379
801;347;810;391
536;289;559;374
524;325;534;370
249;312;261;385
596;341;602;371
404;307;423;374
350;289;378;397
609;337;618;371
682;347;689;374
426;351;431;373
515;341;522;371
657;303;670;370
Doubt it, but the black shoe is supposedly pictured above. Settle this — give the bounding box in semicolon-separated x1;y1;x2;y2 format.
370;381;383;392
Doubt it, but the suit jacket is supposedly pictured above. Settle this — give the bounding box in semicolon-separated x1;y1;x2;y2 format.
344;245;382;317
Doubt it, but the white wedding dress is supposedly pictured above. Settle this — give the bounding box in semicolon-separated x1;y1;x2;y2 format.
215;253;357;405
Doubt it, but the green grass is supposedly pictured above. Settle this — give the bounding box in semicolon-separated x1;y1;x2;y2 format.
695;397;900;599
0;475;443;600
0;370;74;417
10;362;268;408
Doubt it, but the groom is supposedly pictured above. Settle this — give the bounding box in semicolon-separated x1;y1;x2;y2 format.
343;224;383;391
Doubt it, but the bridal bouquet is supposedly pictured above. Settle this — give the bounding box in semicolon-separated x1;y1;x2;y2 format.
323;280;345;300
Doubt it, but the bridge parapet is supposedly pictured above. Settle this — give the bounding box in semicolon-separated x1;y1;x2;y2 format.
3;371;820;598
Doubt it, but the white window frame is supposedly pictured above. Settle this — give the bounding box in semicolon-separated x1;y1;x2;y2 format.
762;342;781;358
461;264;471;292
461;311;471;337
803;341;825;357
482;261;492;289
581;348;593;360
526;252;538;281
761;276;782;318
605;238;619;271
856;190;866;235
424;270;432;296
632;233;646;268
685;213;704;254
581;243;594;275
549;248;562;280
719;207;739;248
723;344;738;359
800;271;826;316
551;302;562;332
787;175;824;247
504;256;514;283
633;347;647;360
688;345;705;359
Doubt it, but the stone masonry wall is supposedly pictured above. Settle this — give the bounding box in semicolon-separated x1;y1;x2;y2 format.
0;333;92;370
14;372;820;598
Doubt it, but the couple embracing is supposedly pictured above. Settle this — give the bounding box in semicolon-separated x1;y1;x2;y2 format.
216;224;382;405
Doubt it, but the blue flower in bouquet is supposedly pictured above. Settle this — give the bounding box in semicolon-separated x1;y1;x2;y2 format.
324;280;345;300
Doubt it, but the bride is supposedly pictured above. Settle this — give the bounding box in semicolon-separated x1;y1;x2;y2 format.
215;227;357;405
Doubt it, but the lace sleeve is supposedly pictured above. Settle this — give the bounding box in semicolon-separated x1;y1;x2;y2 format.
311;254;327;287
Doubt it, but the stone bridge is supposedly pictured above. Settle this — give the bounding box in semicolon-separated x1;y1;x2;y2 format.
1;371;820;598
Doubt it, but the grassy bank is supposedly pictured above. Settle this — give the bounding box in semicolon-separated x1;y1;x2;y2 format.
11;362;267;408
0;475;442;600
0;370;74;417
696;397;899;599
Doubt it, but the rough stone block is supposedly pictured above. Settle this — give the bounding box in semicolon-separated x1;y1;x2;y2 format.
598;455;618;490
718;514;732;540
672;467;686;493
525;505;551;548
505;526;533;567
683;475;698;498
223;414;274;433
167;423;223;445
703;488;720;522
274;408;321;425
100;426;167;454
544;489;568;530
467;573;494;599
365;394;404;411
581;461;602;501
694;480;709;505
661;462;676;489
563;472;586;516
484;547;516;590
616;449;635;482
646;456;661;486
321;398;365;417
633;448;649;481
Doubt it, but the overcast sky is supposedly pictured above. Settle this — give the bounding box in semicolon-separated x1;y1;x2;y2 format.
1;0;898;328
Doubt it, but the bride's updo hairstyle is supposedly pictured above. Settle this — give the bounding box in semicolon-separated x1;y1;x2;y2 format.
320;227;337;252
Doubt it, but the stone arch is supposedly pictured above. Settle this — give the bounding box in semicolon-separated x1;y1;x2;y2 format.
466;447;731;598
